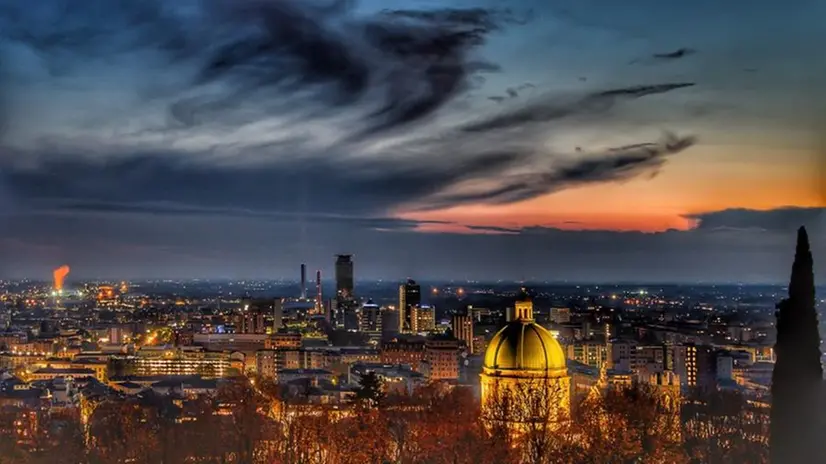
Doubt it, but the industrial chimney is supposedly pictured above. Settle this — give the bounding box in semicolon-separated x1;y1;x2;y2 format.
316;270;322;313
300;263;307;299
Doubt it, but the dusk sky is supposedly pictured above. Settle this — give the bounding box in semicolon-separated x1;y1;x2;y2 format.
0;0;823;282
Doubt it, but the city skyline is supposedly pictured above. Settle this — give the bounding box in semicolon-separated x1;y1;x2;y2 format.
0;0;824;282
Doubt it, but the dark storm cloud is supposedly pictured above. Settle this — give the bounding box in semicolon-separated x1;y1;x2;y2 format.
206;1;509;133
355;7;509;134
688;207;826;232
461;83;695;132
197;0;370;106
1;1;510;134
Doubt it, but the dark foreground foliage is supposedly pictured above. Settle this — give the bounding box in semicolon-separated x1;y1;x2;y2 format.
0;376;769;464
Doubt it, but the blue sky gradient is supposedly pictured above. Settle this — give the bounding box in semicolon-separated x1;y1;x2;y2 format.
0;0;823;282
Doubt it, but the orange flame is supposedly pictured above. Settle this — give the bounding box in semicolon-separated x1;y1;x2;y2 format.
53;265;70;291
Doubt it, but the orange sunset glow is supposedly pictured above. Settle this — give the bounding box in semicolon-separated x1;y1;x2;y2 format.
402;144;825;233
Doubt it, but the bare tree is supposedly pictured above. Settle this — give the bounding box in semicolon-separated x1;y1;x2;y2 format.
682;389;770;463
482;376;576;464
381;384;513;464
87;401;163;464
571;383;688;464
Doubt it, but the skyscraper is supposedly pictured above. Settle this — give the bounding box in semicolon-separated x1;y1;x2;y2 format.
411;304;435;333
399;279;421;332
334;255;355;330
335;254;354;299
381;307;400;340
358;300;382;334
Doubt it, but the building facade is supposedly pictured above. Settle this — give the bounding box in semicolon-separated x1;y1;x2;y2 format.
399;279;421;332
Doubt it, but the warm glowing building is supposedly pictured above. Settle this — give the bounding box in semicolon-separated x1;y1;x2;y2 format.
130;346;234;378
410;305;435;333
97;285;116;301
451;312;474;353
480;292;570;429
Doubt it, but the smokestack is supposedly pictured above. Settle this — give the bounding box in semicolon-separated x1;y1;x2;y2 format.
300;263;307;299
316;270;322;313
53;265;70;292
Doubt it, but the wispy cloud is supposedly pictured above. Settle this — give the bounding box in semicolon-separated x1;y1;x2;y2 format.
417;132;696;209
462;83;695;133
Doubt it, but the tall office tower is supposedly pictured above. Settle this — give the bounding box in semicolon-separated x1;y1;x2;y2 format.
451;312;474;353
381;307;400;340
344;305;360;331
273;298;284;332
324;299;332;323
411;304;435;333
358;300;382;333
398;285;406;331
315;270;322;314
300;264;307;299
335;254;354;299
399;279;421;332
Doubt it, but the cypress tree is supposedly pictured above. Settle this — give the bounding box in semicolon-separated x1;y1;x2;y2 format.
770;226;823;463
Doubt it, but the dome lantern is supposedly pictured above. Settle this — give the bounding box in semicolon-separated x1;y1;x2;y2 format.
513;299;533;321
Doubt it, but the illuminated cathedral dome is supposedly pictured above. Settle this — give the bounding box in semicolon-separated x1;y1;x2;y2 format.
483;319;567;373
480;291;571;429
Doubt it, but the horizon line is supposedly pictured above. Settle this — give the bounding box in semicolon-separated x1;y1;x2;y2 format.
0;277;817;287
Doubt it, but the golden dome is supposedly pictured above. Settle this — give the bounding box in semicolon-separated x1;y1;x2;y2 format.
484;320;567;372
